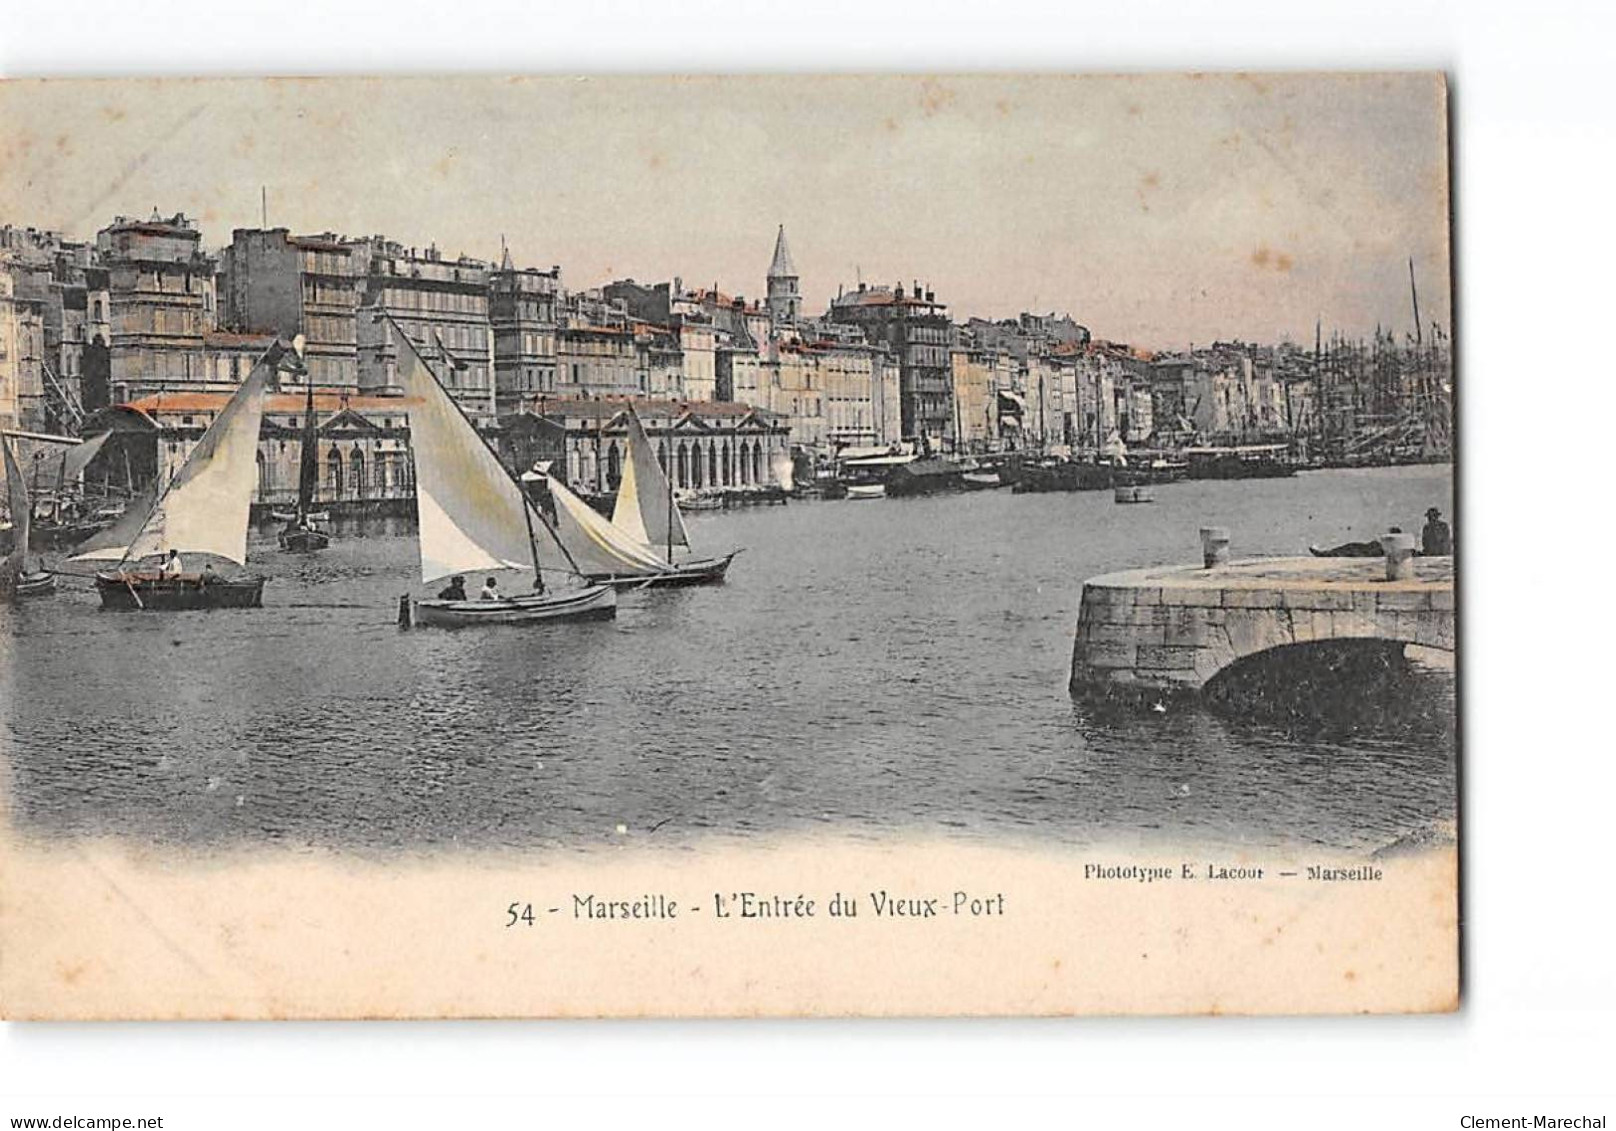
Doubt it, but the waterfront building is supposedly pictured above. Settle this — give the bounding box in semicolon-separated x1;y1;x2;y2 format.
495;396;791;496
218;228;362;391
489;250;561;413
94;212;219;404
79;388;416;513
348;237;494;418
829;281;954;447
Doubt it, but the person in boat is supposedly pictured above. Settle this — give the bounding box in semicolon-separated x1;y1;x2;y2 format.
478;576;500;601
159;549;185;578
1421;507;1452;556
437;575;468;601
200;562;220;587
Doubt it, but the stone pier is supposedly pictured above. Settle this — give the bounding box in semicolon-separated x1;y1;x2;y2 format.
1069;556;1455;697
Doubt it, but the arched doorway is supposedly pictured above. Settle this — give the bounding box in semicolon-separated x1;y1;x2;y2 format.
256;450;269;499
676;442;689;488
719;441;731;486
607;442;621;489
326;449;343;498
349;448;366;499
752;443;763;483
657;441;668;472
708;444;718;486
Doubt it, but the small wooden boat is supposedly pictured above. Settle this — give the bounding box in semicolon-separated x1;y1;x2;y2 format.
846;483;886;500
15;570;57;597
271;509;330;524
95;571;266;610
1114;484;1154;504
585;551;741;590
71;345;287;611
277;523;331;552
677;491;724;512
275;382;333;552
388;316;617;629
961;470;1003;490
4;433;59;600
408;583;617;628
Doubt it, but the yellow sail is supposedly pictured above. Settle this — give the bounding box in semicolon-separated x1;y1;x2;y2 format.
612;405;689;551
548;475;671;577
391;319;576;585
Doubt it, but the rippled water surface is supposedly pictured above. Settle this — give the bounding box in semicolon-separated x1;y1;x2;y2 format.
0;465;1455;854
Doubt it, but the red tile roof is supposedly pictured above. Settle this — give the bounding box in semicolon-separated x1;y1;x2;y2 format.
121;391;422;414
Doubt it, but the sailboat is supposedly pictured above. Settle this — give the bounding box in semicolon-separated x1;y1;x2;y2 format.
544;404;739;588
71;350;280;611
1;432;56;598
276;381;332;552
388;315;615;628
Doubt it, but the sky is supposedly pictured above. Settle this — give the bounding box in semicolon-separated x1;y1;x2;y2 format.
0;74;1450;350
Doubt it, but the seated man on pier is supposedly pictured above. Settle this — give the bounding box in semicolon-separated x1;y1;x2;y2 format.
1309;528;1401;558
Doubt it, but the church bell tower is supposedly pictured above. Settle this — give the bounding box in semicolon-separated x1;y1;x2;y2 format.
766;224;801;324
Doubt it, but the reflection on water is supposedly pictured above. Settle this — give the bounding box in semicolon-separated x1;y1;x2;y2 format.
0;466;1455;855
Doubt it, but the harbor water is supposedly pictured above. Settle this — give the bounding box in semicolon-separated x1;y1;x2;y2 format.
0;465;1455;856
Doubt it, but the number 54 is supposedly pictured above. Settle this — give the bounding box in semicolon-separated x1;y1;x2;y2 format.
506;902;535;927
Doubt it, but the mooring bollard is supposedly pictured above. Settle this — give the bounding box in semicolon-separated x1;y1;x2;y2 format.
1380;531;1416;581
397;593;413;628
1199;526;1231;568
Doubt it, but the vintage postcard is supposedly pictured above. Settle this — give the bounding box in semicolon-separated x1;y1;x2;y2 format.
0;74;1456;1018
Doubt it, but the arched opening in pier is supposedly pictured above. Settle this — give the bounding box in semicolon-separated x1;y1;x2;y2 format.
1201;638;1454;733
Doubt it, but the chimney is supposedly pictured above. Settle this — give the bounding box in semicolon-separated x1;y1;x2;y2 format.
858;281;867;293
925;290;935;304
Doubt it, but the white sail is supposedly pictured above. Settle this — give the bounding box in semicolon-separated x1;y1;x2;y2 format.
548;475;671;577
70;368;268;566
2;433;30;577
612;405;689;551
57;431;110;485
392;320;576;585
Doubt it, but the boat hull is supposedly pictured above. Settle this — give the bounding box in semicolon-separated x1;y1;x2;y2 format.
277;526;331;552
4;571;57;599
411;584;618;627
846;484;886;500
95;572;267;611
586;553;738;589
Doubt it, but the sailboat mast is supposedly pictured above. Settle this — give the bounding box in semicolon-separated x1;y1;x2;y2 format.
666;416;674;564
297;379;318;520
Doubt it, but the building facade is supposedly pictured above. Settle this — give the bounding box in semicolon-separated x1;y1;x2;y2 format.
489;251;561;413
497;397;791;497
95;213;219;404
218;228;361;391
829;282;954;446
350;238;494;417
